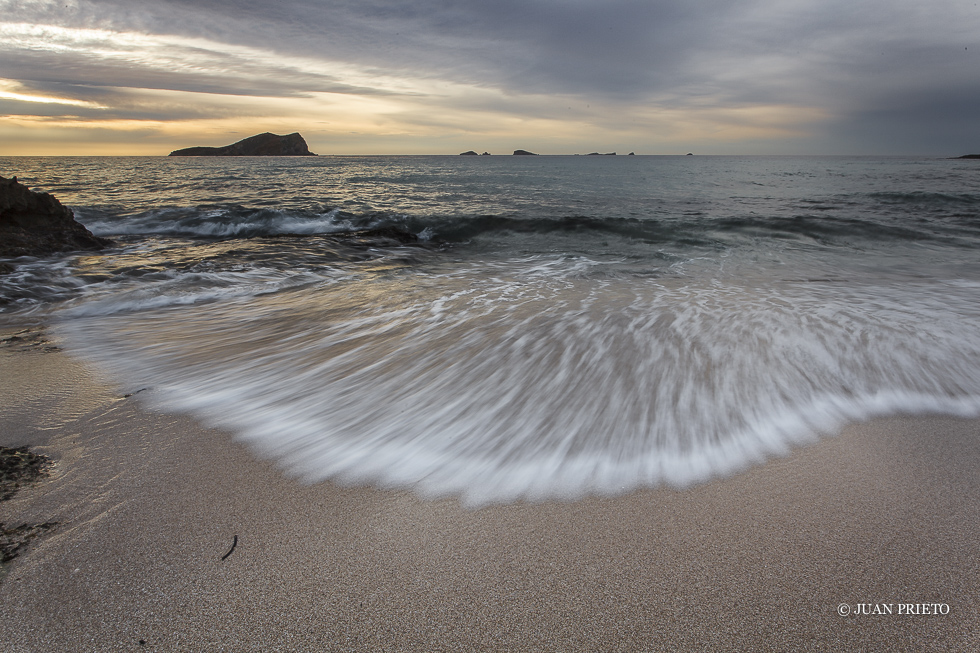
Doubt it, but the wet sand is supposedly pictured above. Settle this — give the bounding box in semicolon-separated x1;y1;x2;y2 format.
1;327;979;651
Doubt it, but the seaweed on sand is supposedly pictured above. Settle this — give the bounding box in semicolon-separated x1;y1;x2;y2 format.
1;446;57;565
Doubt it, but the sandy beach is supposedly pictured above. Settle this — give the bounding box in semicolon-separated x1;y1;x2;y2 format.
1;324;979;652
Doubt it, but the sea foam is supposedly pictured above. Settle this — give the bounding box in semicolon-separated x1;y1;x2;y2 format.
55;258;980;506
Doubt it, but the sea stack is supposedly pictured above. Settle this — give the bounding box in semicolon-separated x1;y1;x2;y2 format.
169;132;317;156
0;175;111;258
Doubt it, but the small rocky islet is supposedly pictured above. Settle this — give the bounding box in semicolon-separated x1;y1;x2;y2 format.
169;132;317;156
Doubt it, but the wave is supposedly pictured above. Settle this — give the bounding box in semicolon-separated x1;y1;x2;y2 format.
77;206;366;239
73;204;977;248
869;191;980;206
55;270;980;506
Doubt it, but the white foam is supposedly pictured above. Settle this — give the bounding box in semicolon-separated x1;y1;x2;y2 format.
58;267;342;318
55;265;980;506
80;207;356;238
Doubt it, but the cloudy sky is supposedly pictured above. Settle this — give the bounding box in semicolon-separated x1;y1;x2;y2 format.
1;0;977;155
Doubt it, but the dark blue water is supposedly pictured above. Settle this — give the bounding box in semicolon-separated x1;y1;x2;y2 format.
2;155;979;505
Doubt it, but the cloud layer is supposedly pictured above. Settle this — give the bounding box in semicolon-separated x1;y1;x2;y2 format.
1;0;978;154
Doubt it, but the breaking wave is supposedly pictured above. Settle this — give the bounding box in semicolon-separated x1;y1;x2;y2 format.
55;265;980;506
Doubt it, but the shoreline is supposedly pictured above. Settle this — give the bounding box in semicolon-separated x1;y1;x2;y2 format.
1;326;979;650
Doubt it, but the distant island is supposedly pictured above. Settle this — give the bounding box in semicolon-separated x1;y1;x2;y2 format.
955;154;980;159
513;150;538;156
169;132;316;156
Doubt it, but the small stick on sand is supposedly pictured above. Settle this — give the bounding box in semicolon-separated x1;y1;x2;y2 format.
221;535;238;561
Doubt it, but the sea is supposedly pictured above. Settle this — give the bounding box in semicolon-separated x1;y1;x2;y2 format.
2;155;979;506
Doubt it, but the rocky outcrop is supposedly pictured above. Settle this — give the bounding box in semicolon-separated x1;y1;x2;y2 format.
586;152;616;156
481;152;491;156
169;132;317;156
513;150;538;155
0;176;111;258
955;154;980;159
460;150;479;156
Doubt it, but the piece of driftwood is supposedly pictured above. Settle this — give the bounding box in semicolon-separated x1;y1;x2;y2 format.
221;535;238;561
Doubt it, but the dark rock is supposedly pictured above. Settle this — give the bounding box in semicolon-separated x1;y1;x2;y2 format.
628;152;635;155
169;132;317;156
481;152;491;156
954;154;980;159
513;150;538;155
686;153;694;155
586;152;616;156
0;176;111;258
459;150;479;156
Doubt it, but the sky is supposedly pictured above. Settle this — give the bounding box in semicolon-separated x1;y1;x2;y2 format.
1;0;977;155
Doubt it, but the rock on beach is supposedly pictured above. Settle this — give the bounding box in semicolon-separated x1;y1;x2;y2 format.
0;175;110;259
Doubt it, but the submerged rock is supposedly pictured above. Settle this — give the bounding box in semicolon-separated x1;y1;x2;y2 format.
0;175;111;258
169;132;317;156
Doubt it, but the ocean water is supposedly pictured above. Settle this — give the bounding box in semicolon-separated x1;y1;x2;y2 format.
2;155;980;505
